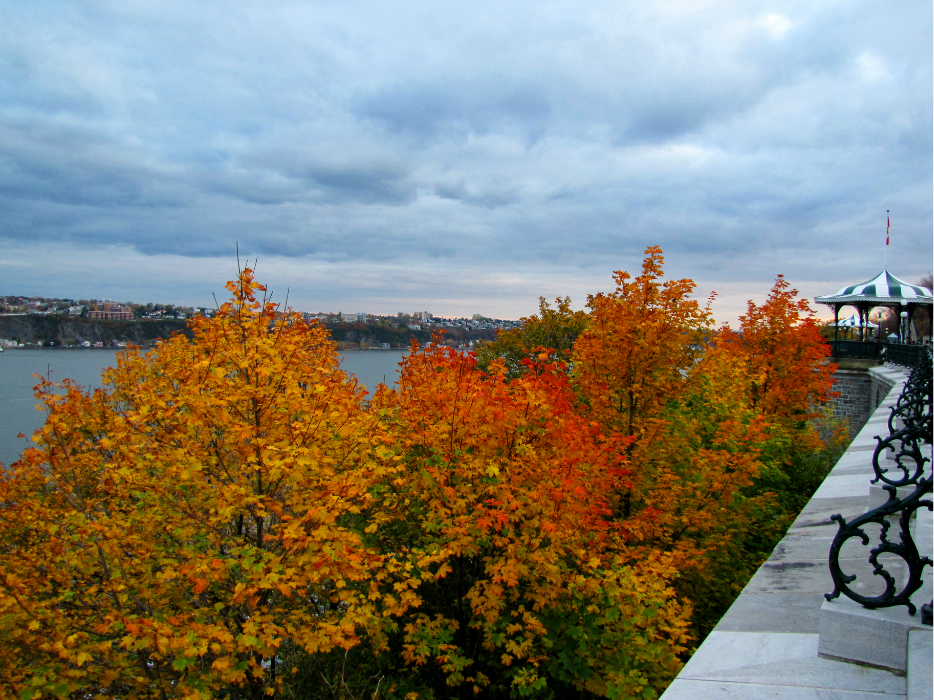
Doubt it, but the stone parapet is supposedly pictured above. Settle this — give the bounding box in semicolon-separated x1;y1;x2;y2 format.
831;368;873;435
871;363;908;412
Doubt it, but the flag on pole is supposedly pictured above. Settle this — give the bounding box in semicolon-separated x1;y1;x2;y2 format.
886;211;890;245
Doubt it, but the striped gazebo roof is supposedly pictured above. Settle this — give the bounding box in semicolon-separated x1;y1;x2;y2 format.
815;270;933;305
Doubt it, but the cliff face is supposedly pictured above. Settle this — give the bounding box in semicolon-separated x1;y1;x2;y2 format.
0;316;191;346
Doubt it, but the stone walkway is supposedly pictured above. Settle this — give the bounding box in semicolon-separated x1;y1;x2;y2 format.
661;364;933;699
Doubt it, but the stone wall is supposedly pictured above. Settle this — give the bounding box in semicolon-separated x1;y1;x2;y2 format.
828;362;907;437
830;368;872;436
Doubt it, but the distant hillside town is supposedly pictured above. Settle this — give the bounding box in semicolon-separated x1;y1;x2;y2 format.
0;296;519;350
0;296;212;321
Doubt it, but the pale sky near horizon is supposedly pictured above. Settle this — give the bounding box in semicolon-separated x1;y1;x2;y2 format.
0;0;931;323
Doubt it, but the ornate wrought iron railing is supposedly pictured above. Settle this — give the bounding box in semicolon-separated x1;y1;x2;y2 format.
825;479;932;614
826;349;933;615
884;343;929;369
872;351;933;489
887;351;933;436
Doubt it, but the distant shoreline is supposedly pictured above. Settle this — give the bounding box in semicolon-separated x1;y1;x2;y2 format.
0;315;492;351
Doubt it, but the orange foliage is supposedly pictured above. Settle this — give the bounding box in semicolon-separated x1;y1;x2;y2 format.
718;274;837;425
368;344;691;696
0;270;402;699
0;270;691;700
571;246;713;442
568;250;790;632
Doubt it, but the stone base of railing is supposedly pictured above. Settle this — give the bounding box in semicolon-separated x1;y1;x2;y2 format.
818;597;928;672
909;630;933;699
818;501;932;673
869;482;916;509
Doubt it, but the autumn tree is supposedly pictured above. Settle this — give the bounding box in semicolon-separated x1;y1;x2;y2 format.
568;246;716;539
567;252;840;641
571;247;713;443
0;270;404;700
716;276;845;513
718;275;836;425
361;343;691;699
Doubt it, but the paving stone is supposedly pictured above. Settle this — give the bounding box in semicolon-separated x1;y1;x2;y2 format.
831;449;879;465
791;496;866;529
662;679;904;699
813;473;879;499
752;555;908;600
743;556;855;595
829;453;878;473
715;592;826;633
846;444;882;452
678;632;904;694
789;514;844;532
766;530;840;561
851;435;890;449
786;521;840;541
830;464;877;478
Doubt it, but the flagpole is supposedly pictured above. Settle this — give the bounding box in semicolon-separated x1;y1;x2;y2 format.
884;210;890;270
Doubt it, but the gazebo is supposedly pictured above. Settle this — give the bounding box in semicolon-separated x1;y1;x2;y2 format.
815;269;933;343
830;314;879;340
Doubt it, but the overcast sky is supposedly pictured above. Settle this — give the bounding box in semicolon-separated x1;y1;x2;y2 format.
0;0;930;322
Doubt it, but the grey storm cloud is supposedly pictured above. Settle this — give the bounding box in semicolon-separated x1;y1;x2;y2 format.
0;0;930;318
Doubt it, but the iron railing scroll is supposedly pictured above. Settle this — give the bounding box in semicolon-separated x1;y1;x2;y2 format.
884;343;927;370
826;349;934;615
871;351;933;489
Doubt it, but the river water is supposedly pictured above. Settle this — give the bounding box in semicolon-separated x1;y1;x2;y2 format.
0;348;406;468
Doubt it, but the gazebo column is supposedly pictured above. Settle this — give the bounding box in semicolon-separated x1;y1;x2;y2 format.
833;304;841;342
856;303;874;342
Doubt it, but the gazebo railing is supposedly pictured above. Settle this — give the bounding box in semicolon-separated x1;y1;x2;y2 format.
829;340;884;361
827;341;928;368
